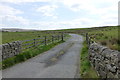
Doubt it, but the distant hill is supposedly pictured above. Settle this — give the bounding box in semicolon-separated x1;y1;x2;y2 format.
55;26;119;33
1;28;40;32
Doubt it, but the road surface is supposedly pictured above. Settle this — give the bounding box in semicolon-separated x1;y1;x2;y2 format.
2;34;83;78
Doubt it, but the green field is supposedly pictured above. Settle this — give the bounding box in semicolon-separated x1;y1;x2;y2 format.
1;31;62;44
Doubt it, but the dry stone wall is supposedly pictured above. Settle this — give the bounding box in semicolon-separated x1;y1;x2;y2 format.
89;42;120;78
1;41;22;61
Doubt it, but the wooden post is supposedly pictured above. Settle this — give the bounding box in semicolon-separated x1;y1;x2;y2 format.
44;36;47;45
2;54;4;61
33;39;36;47
86;33;88;44
18;41;22;54
58;35;59;41
88;37;91;46
52;36;54;43
2;45;5;60
61;32;64;41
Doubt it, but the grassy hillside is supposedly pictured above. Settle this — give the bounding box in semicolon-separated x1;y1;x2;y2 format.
58;26;119;51
88;26;119;51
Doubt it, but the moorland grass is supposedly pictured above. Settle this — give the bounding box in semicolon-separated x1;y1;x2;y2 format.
88;26;119;51
60;26;119;51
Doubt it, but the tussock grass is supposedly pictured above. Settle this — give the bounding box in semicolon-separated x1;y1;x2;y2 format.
80;41;99;78
88;26;119;51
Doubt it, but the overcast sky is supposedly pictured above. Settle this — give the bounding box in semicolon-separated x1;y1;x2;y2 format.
0;0;119;30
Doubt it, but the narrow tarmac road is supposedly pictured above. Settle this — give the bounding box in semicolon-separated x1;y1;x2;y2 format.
2;34;83;78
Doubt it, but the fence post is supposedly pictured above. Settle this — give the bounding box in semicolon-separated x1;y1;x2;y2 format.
88;37;91;46
86;33;91;47
52;36;54;43
17;41;22;55
33;39;36;47
61;32;64;41
2;45;5;60
86;33;88;44
58;35;59;41
44;36;47;45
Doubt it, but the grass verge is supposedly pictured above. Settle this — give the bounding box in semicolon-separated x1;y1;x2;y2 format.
80;41;99;78
2;40;65;69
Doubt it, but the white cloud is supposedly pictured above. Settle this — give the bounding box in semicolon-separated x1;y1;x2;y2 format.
58;0;118;27
0;0;52;4
0;24;6;27
0;4;23;16
0;0;119;30
31;18;95;30
58;0;92;12
100;14;118;26
4;15;29;25
89;4;118;16
36;5;58;18
32;16;117;30
0;4;30;27
58;0;119;17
